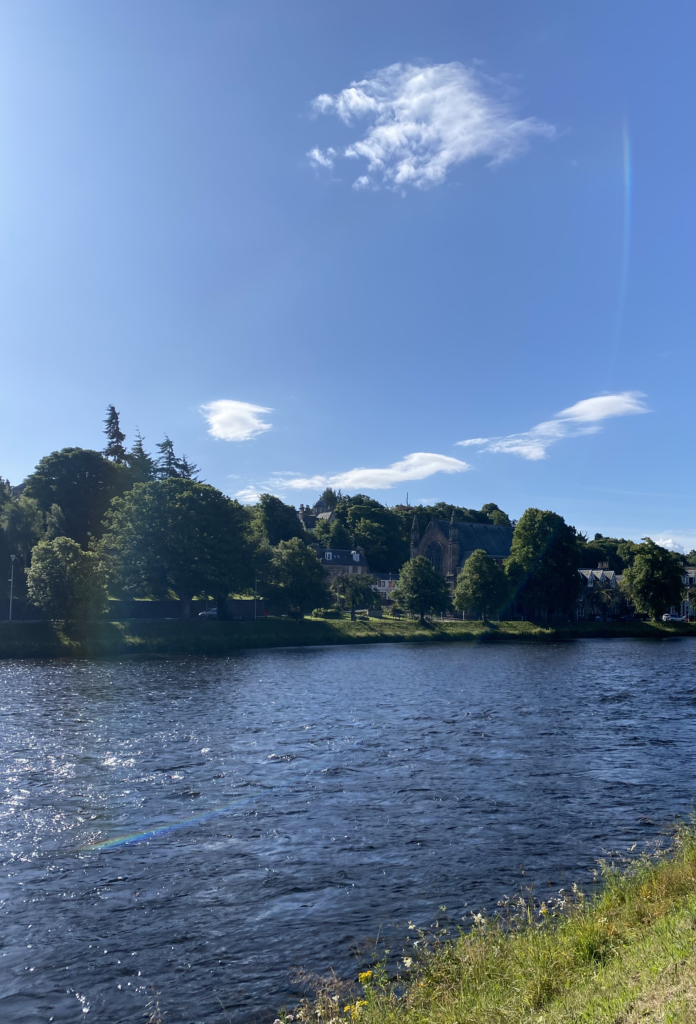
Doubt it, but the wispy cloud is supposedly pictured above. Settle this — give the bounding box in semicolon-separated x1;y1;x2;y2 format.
233;485;263;504
201;400;272;442
308;62;554;190
277;452;470;491
457;392;649;460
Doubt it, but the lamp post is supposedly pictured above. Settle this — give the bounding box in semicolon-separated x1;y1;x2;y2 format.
8;555;16;622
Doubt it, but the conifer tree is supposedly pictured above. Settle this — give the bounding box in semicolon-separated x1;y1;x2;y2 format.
126;430;156;483
103;405;127;464
155;437;199;480
155;436;179;479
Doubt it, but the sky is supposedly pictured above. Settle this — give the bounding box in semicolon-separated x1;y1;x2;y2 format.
1;0;694;550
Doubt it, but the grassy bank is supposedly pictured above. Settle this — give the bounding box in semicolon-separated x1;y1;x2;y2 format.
0;616;694;659
293;826;696;1024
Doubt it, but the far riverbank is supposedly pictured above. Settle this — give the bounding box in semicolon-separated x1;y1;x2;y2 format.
0;616;694;659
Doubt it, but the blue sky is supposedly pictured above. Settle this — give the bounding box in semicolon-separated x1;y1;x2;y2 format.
1;0;694;549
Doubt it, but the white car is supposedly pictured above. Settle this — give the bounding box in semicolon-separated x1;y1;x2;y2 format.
662;613;686;622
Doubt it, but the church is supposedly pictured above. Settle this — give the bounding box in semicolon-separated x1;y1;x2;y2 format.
410;513;514;584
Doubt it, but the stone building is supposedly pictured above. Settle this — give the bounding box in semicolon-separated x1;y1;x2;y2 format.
410;513;514;585
298;498;335;531
310;545;369;578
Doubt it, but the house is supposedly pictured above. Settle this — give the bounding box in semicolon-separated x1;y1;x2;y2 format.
577;565;626;620
310;545;369;577
410;513;514;583
371;572;400;603
679;568;696;619
298;498;335;531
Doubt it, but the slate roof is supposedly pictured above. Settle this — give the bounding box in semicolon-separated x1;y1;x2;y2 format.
311;547;369;567
430;520;514;564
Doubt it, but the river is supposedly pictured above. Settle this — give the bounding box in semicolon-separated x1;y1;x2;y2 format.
1;638;695;1023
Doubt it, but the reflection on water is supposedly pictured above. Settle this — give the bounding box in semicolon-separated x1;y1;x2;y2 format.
1;639;696;1023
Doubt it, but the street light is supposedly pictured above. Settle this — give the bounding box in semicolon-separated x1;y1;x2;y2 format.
8;555;16;622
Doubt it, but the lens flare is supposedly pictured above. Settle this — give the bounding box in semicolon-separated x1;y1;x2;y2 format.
84;793;262;851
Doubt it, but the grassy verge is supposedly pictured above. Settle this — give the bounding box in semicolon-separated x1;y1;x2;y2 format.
293;826;696;1024
0;617;694;659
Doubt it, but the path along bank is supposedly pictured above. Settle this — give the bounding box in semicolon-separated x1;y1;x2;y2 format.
0;617;694;658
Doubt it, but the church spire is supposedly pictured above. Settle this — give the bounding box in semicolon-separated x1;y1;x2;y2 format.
410;514;420;559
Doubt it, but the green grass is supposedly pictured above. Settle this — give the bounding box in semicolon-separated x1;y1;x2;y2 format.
292;826;696;1024
0;617;694;659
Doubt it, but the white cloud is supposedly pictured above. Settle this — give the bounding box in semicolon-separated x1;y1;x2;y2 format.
201;400;272;442
233;485;262;504
457;392;649;461
278;451;470;491
308;146;336;168
309;62;554;189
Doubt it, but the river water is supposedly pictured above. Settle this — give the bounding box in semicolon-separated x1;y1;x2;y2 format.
1;639;696;1023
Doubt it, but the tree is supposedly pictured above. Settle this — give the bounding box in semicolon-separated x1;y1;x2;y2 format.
330;573;380;620
319;487;339;509
23;448;130;548
334;495;409;571
100;479;253;617
125;431;156;483
103;405;127;464
252;494;304;546
480;503;512;527
263;537;329;618
453;549;509;620
27;537;108;621
394;556;450;622
0;496;44;563
155;436;200;481
312;517;353;549
622;538;684;620
505;508;582;619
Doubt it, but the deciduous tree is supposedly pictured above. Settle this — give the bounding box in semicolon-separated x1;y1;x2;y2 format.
263;537;329;618
27;537;108;621
252;494;304;546
23;448;130;548
622;538;684;620
505;508;582;619
394;556;450;622
100;480;253;617
453;549;508;620
330;573;380;620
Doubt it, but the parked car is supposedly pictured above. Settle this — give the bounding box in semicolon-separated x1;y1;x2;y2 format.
662;613;686;622
198;608;218;619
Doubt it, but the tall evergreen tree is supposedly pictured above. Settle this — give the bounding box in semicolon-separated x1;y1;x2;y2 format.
155;436;199;480
126;430;156;483
103;405;127;464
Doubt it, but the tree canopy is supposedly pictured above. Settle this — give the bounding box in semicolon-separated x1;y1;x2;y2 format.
26;537;108;621
330;572;380;620
394;556;450;622
23;448;131;548
505;508;582;619
454;549;509;620
100;479;253;617
252;494;304;546
262;537;329;617
622;538;684;619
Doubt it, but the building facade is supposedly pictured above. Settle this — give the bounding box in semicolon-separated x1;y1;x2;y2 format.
298;498;335;531
310;545;369;578
410;513;514;584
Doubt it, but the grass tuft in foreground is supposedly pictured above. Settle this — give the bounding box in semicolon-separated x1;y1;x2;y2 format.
289;825;696;1024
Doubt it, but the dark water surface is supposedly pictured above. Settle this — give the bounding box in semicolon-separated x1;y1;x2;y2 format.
1;639;696;1023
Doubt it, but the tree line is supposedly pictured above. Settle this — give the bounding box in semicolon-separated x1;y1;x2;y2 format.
1;406;693;623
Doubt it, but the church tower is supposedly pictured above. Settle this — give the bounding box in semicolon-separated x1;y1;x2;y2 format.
447;511;459;577
409;514;420;559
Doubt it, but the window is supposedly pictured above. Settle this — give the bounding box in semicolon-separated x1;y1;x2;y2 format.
325;552;332;560
352;551;360;562
424;542;443;574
